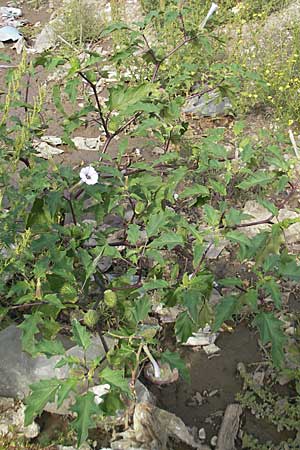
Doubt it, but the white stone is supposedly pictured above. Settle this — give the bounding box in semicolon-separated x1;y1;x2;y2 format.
72;136;101;151
182;325;218;347
199;427;206;440
41;135;63;146
34;141;64;159
203;343;221;355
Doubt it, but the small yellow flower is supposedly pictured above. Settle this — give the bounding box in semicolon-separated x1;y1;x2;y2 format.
288;119;294;126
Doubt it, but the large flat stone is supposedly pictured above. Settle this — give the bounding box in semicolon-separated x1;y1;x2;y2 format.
0;325;111;400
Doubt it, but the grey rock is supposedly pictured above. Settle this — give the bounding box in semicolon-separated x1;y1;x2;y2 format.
135;380;156;405
0;325;113;406
277;208;300;243
0;25;22;42
242;201;300;244
183;91;232;117
33;22;56;53
0;7;22;19
241;200;271;237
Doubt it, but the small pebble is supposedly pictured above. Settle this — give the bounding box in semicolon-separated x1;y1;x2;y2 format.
198;427;206;441
211;435;218;447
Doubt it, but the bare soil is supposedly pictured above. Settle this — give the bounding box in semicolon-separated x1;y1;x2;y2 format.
145;323;294;449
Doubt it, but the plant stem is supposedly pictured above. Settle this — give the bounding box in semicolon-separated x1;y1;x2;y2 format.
143;344;161;378
152;36;195;82
78;71;110;138
64;195;77;225
191;241;213;277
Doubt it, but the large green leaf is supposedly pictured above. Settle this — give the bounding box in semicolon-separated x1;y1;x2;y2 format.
127;223;140;245
149;232;184;250
253;312;286;367
71;392;99;446
132;296;151;323
19;312;43;355
262;279;281;309
100;367;130;394
226;231;252;247
237;171;275;190
225;208;250;227
279;259;300;281
71;319;91;351
146;212;169;237
212;296;239;331
25;379;61;425
182;289;204;323
161;350;190;382
142;279;169;290
175;311;195;343
179;184;209;199
108;83;154;111
240;289;258;311
26;198;52;228
36;339;65;357
203;205;220;227
56;378;78;408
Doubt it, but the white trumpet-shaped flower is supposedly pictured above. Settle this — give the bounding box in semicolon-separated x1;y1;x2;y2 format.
201;2;218;29
79;165;99;185
90;384;110;405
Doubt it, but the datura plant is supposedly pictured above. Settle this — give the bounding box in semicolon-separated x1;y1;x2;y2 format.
0;2;300;446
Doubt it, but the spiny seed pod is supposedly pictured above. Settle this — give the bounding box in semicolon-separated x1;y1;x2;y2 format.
135;201;145;215
104;289;117;308
60;284;78;303
83;309;99;328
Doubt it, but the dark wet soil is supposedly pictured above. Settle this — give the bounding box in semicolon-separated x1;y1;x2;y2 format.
145;323;294;448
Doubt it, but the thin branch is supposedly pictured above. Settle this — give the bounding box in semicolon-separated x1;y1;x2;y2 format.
233;186;298;229
152;36;195;82
235;216;274;228
191;241;213;278
7;301;48;310
101;112;141;155
78;71;110;138
187;78;225;100
178;7;188;40
63;192;77;225
164;130;172;152
111;281;142;291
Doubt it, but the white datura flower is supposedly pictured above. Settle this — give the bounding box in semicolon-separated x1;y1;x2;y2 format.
201;2;218;29
79;165;99;185
90;384;110;405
